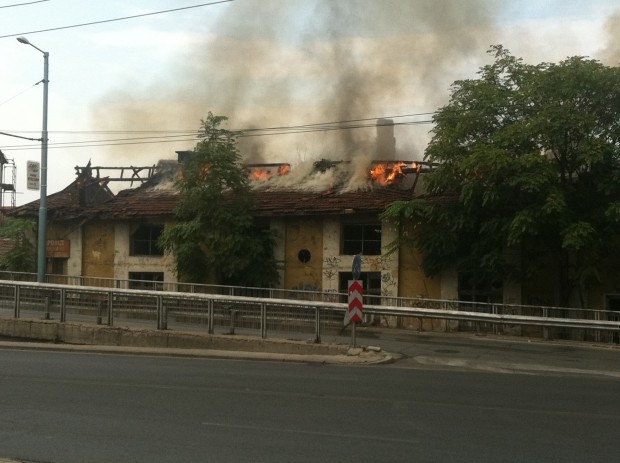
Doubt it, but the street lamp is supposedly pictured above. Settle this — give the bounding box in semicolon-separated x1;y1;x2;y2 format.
17;36;48;283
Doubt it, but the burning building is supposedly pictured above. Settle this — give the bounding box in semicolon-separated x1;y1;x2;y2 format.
8;138;440;311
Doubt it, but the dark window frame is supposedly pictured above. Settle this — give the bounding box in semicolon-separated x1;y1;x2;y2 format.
128;271;164;290
130;224;164;256
341;223;382;256
457;272;503;305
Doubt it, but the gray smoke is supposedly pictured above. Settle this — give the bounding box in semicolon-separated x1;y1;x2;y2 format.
602;11;620;65
92;0;501;166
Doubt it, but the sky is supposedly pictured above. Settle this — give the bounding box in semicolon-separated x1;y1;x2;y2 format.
0;0;619;206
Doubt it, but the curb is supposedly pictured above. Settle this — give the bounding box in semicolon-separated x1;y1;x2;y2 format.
0;340;394;365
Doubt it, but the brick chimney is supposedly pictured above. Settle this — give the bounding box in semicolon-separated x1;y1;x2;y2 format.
375;118;396;158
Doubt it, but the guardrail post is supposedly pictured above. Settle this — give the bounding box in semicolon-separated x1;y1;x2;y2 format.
207;299;214;334
157;295;167;330
13;284;20;319
44;296;51;320
260;302;267;339
543;307;549;340
97;301;104;325
107;291;114;326
314;306;321;343
60;288;66;323
228;308;237;335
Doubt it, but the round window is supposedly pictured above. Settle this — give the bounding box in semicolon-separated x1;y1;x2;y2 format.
298;249;311;263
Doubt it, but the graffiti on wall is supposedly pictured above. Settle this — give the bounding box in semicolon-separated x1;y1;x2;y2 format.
381;271;397;296
292;283;319;292
321;253;400;297
365;254;395;271
323;268;338;282
324;256;342;268
322;256;341;291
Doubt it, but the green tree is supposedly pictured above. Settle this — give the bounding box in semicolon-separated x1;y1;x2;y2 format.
159;112;279;287
0;218;37;273
382;46;620;307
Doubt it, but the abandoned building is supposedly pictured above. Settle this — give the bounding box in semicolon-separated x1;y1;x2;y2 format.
6;119;620;319
8;151;446;303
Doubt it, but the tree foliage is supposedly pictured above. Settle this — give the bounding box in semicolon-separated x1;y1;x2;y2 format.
382;46;620;306
159;113;280;287
0;218;37;273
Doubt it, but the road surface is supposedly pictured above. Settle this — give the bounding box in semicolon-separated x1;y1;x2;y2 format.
0;345;618;462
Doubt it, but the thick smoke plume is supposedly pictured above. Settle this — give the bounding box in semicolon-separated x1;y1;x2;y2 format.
602;11;620;64
92;0;620;186
93;0;498;169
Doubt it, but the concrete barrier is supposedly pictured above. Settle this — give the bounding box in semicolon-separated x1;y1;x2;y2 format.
0;317;349;356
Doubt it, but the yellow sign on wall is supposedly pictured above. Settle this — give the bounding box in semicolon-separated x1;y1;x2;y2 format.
47;239;70;258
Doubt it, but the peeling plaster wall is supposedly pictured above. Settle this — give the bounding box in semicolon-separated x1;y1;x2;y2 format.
283;218;323;291
270;219;286;288
321;219;341;294
398;249;440;299
378;219;399;299
441;268;459;301
397;241;440;300
65;228;83;277
113;222;176;282
48;221;83;277
82;220;115;280
321;217;401;299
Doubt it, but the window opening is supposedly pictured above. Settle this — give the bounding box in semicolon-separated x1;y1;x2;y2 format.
341;224;381;255
130;224;164;256
128;271;164;291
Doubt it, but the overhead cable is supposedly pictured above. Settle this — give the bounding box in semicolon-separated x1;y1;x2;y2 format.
0;0;49;9
0;113;435;151
0;0;235;39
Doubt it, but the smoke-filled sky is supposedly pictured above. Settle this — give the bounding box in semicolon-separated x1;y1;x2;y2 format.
1;0;619;204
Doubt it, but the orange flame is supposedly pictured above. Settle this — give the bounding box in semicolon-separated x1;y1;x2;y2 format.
249;168;270;181
248;163;291;181
370;161;407;185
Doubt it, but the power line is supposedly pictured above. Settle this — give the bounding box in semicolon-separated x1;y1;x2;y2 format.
0;81;39;108
0;0;49;9
0;113;436;151
0;0;235;39
1;111;438;136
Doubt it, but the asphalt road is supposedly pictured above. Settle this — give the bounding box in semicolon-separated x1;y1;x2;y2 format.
0;346;619;463
352;328;620;378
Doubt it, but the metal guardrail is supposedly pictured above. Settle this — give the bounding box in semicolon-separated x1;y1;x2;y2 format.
0;280;619;345
1;270;617;324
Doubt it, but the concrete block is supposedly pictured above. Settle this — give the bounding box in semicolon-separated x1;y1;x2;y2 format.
167;332;213;349
92;327;122;346
12;320;32;339
120;329;168;348
60;323;95;345
29;321;58;342
0;316;351;357
0;318;19;338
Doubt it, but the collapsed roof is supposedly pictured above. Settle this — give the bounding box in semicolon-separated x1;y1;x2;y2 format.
9;156;432;222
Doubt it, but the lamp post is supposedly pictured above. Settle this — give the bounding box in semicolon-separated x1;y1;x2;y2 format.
17;36;48;283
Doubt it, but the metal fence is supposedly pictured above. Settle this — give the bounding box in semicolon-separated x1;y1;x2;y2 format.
0;271;344;303
0;279;619;345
